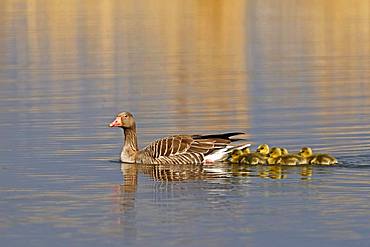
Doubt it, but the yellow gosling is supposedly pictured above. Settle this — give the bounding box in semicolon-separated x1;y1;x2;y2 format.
275;148;307;166
311;155;337;165
241;147;251;155
280;148;289;155
236;144;269;165
299;147;337;165
267;147;283;165
276;154;305;166
240;153;267;165
256;144;270;156
227;149;243;163
298;147;314;164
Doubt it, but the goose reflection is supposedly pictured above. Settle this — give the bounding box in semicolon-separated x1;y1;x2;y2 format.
119;163;314;192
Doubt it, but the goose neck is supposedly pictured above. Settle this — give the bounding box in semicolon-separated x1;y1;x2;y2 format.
123;127;138;152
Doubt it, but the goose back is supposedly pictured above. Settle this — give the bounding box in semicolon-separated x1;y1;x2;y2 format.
136;132;244;164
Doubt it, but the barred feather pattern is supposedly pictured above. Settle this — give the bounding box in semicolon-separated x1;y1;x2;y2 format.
135;134;239;164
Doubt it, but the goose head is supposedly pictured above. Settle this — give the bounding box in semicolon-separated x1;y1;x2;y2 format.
109;112;136;129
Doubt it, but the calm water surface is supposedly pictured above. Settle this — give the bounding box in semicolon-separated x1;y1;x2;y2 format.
0;1;369;246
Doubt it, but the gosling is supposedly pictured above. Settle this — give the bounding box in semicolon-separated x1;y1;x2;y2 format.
276;154;305;166
227;149;243;163
267;147;283;165
239;145;267;165
240;153;267;165
266;147;303;165
280;148;289;155
299;147;337;165
256;144;270;156
267;147;289;164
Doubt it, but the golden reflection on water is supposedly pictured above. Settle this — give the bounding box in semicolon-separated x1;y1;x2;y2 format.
247;0;370;155
1;0;370;244
0;0;251;135
1;0;369;151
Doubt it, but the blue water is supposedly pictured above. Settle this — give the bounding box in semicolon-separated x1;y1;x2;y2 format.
0;1;369;246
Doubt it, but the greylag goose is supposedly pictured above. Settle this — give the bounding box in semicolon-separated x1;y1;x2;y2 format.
109;112;250;164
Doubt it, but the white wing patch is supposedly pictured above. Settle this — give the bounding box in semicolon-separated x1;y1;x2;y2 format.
204;143;251;163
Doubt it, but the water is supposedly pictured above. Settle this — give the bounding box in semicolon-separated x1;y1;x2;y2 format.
0;0;369;246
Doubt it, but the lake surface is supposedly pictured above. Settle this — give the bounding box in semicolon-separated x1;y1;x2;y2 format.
0;0;369;246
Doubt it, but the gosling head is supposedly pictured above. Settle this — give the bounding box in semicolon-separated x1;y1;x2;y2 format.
299;147;313;157
231;149;243;158
280;148;289;155
241;147;251;154
228;149;243;163
269;147;282;158
256;144;270;155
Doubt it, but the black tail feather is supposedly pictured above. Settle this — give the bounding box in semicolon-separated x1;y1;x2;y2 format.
192;132;246;141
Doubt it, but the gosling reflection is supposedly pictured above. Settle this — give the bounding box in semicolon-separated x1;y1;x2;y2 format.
257;165;313;180
257;165;287;179
300;166;313;180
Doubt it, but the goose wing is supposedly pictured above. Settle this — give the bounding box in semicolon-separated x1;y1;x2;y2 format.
140;132;245;163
